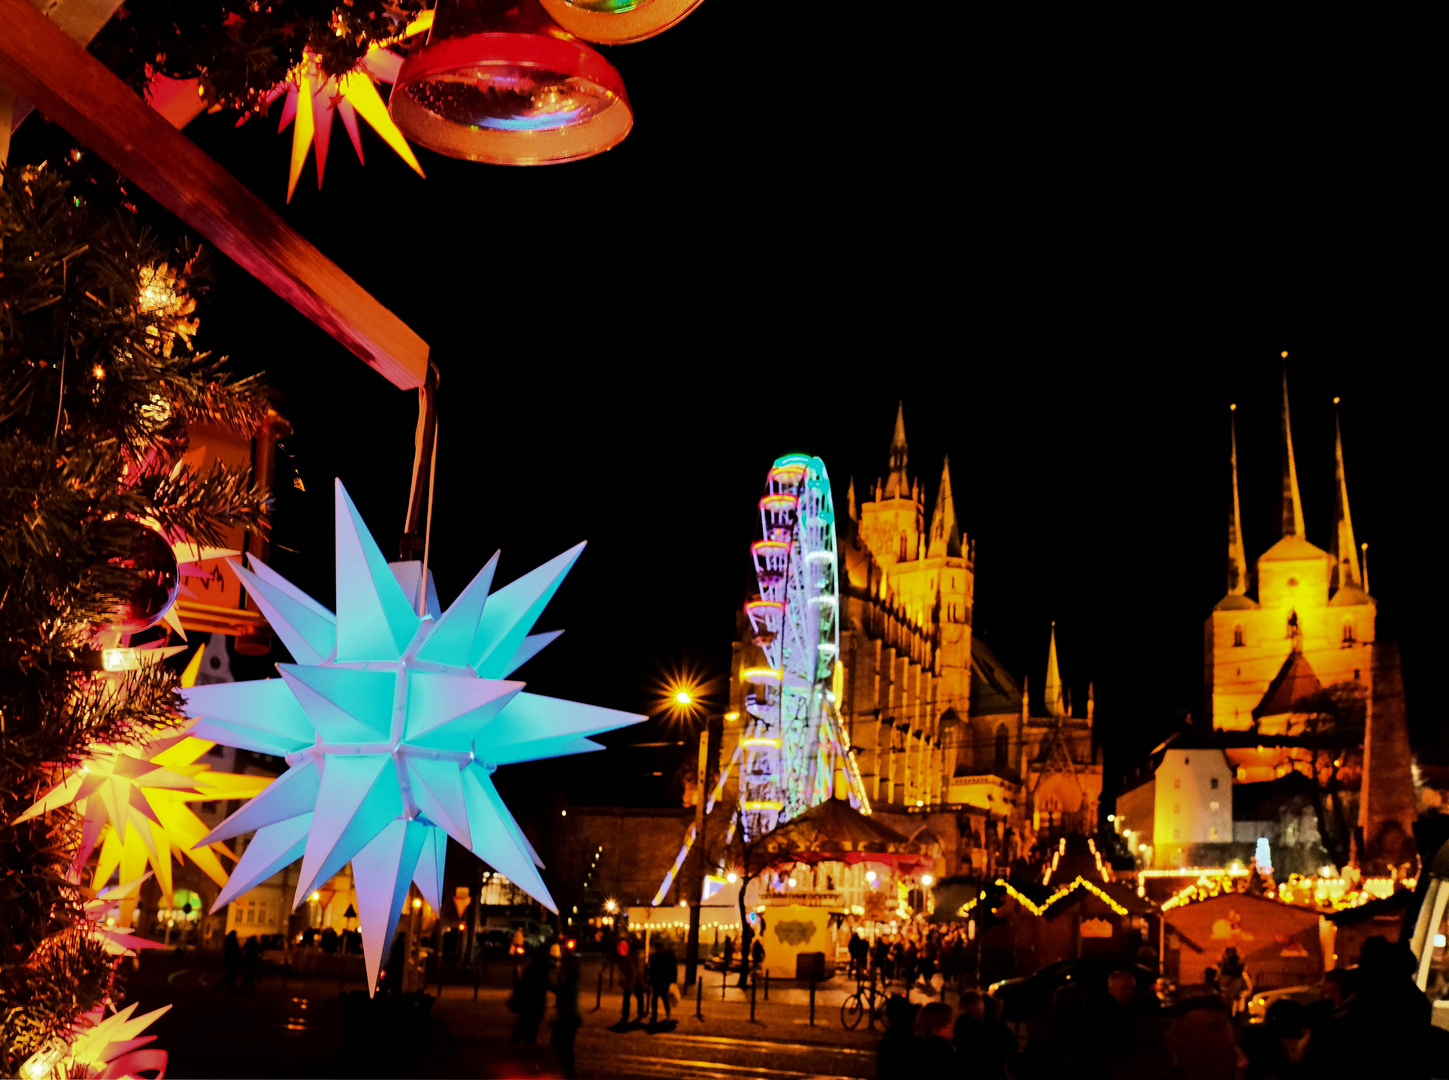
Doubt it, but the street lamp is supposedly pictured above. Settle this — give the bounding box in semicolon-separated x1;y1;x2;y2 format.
675;689;693;707
921;874;934;887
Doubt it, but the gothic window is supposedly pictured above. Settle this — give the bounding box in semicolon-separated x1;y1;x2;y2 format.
994;724;1009;770
899;535;907;561
1233;624;1244;647
1287;610;1300;640
1342;620;1355;645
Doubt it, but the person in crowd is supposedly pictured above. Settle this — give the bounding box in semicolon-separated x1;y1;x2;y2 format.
751;936;765;975
848;931;868;979
873;937;894;983
1164;996;1248;1080
319;926;338;954
911;1002;957;1068
874;994;918;1080
952;991;1014;1079
1330;935;1436;1075
217;930;242;994
510;947;552;1045
1240;998;1317;1079
618;934;647;1024
648;940;678;1023
1218;946;1252;1015
1102;968;1171;1079
240;933;261;994
737;923;754;988
550;950;582;1078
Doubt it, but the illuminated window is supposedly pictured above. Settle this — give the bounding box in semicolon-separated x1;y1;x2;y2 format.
1233;625;1244;647
1209;827;1219;841
1210;778;1219;790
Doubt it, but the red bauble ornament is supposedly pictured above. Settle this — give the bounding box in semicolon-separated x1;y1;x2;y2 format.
108;521;179;634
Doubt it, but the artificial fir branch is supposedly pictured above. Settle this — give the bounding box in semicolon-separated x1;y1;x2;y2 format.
0;161;269;1072
91;0;428;113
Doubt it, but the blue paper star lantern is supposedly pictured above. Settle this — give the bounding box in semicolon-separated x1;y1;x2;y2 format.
183;480;643;991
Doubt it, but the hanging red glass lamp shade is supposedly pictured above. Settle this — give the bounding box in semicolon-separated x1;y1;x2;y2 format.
389;0;632;166
535;0;706;44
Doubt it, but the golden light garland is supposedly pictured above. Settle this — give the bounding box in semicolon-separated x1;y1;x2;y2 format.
955;875;1130;921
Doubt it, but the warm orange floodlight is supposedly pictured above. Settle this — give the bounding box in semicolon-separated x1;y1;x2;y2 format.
538;0;706;44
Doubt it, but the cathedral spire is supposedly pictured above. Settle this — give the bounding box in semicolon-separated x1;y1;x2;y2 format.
1044;622;1066;719
1280;358;1305;539
1330;397;1361;592
884;401;909;499
927;456;963;558
1227;404;1249;595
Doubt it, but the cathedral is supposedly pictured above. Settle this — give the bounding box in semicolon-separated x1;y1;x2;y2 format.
1118;371;1415;875
825;405;1102;876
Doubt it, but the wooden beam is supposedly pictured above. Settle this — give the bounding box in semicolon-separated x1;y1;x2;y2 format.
0;2;429;390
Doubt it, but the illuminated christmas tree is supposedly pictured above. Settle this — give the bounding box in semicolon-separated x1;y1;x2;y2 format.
0;158;268;1072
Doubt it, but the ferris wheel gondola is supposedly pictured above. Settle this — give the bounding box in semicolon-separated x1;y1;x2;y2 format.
739;454;867;839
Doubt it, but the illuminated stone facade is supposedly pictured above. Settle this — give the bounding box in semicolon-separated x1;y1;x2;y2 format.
1204;378;1375;779
828;406;1100;873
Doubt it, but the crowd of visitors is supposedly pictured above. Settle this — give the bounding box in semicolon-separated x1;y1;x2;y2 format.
847;925;975;995
875;935;1446;1079
507;941;585;1078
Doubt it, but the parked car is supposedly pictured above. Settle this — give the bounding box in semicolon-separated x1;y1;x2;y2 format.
989;960;1162;1022
1246;984;1322;1023
476;917;550;956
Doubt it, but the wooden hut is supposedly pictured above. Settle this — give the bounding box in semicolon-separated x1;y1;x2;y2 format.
1164;892;1323;990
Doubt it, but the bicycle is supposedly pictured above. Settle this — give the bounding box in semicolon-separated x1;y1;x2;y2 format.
840;979;886;1029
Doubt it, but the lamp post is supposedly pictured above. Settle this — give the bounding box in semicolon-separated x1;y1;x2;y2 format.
682;709;723;989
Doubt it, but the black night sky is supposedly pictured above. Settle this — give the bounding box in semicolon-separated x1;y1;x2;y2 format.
13;5;1438;822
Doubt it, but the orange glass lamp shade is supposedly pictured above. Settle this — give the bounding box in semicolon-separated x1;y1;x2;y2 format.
390;0;631;165
537;0;705;44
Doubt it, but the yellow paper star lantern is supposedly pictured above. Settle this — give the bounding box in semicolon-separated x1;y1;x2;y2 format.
14;649;272;908
253;15;432;201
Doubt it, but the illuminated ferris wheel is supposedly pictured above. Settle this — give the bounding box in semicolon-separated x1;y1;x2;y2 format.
740;454;866;839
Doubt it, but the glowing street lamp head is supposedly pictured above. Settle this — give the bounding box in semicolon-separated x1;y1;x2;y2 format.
604;899;617;913
865;870;877;883
921;874;934;887
674;689;693;707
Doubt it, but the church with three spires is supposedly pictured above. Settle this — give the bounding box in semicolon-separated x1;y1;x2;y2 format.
830;404;1103;877
1116;371;1416;876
